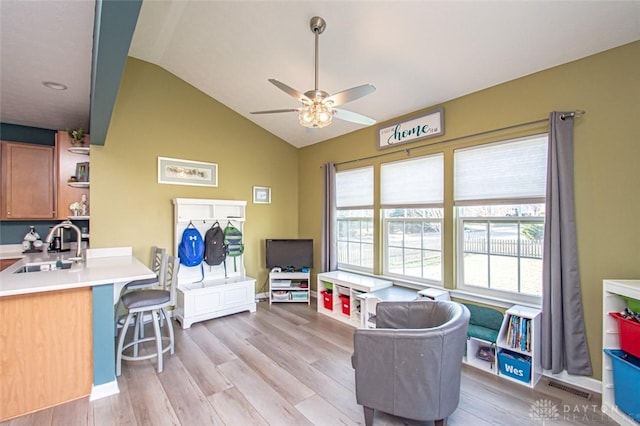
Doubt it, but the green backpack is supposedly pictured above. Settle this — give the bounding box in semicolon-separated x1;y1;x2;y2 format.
224;221;244;274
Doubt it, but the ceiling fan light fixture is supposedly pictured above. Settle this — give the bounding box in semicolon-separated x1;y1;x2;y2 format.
299;104;333;128
251;16;375;128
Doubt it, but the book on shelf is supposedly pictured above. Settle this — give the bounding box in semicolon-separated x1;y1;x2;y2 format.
506;315;531;352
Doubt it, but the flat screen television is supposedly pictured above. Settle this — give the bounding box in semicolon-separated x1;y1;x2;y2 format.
266;239;313;271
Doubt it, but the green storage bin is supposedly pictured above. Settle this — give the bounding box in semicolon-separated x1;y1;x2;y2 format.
622;296;640;312
322;281;333;291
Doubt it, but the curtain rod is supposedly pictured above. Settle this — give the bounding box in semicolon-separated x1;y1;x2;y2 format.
335;109;585;167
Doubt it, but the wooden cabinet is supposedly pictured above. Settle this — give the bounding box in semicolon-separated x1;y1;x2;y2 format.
0;141;56;219
55;131;89;219
0;258;21;271
0;287;93;421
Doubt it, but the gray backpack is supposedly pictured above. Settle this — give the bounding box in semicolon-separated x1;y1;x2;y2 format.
204;221;226;266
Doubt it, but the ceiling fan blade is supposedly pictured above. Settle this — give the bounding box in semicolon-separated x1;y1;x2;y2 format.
325;84;376;107
333;108;376;126
268;79;311;103
250;108;300;115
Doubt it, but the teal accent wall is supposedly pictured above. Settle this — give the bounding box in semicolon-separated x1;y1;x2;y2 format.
92;284;115;386
0;222;88;245
90;0;142;146
0;123;55;145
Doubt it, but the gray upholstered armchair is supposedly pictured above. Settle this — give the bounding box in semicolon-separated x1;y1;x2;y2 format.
352;300;470;426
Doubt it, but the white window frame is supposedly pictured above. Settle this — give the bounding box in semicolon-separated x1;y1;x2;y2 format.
454;134;547;305
336;166;374;273
380;153;444;285
337;209;374;273
382;211;443;285
456;211;544;305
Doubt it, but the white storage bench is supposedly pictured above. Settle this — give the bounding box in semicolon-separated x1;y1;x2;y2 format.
174;276;256;329
172;198;256;328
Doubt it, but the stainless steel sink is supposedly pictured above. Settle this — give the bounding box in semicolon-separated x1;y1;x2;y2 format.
14;260;74;274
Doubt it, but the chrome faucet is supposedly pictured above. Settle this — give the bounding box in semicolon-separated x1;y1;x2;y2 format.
44;220;83;259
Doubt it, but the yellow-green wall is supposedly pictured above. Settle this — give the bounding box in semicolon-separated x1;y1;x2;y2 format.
91;58;300;288
298;41;640;380
93;43;639;380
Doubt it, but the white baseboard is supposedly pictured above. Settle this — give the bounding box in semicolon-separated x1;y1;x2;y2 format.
542;370;602;395
90;380;119;401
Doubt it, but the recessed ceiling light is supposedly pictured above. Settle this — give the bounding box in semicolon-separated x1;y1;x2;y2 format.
42;81;67;90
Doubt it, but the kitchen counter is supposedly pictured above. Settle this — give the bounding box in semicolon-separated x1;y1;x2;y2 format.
0;244;24;260
0;250;155;421
0;251;154;297
0;245;25;271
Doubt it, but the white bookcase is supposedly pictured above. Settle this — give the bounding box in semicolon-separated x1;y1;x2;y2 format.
602;279;640;426
464;336;499;376
496;305;542;388
172;198;256;329
269;271;310;304
317;271;392;327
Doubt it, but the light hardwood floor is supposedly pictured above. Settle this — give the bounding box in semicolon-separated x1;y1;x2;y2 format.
2;299;617;426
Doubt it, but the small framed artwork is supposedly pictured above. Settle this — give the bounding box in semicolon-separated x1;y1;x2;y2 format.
75;162;90;182
158;157;218;187
253;186;271;204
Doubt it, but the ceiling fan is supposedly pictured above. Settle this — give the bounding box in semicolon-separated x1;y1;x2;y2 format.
251;16;376;129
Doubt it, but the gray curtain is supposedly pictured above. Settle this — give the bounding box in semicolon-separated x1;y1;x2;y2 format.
321;162;337;272
541;111;592;375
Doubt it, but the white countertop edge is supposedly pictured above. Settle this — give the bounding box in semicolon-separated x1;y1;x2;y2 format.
0;244;25;259
0;253;155;298
0;272;155;298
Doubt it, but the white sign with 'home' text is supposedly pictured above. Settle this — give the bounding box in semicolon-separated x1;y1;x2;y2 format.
377;107;444;150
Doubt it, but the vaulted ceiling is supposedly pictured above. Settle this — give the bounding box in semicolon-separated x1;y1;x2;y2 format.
2;1;639;148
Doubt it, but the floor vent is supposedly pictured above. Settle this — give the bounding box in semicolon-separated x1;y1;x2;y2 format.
547;380;591;399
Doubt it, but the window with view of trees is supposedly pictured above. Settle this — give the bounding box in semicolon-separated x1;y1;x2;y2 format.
381;154;443;284
336;166;374;272
454;134;548;302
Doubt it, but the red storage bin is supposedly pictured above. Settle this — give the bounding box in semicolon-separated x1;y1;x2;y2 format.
609;312;640;358
321;290;333;311
339;294;350;315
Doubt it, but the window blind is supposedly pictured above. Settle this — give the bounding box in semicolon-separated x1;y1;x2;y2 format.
336;166;373;208
381;153;443;207
454;134;548;203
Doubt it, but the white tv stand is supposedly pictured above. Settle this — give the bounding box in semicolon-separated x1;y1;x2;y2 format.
269;271;310;304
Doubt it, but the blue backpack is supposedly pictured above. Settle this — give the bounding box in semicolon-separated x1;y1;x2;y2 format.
178;223;204;267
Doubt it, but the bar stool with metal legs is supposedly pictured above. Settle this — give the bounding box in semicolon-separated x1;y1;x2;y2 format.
115;246;166;329
116;254;179;375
